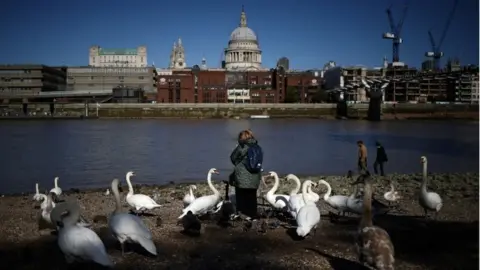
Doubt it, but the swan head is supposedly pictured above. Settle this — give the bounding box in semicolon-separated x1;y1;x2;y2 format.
209;168;219;175
303;179;316;188
190;185;197;190
54;177;59;181
420;156;427;164
126;171;136;177
268;171;278;178
318;179;328;186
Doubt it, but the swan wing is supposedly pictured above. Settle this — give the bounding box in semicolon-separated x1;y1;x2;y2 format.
183;194;194;205
58;226;113;267
130;194;160;208
180;195;219;217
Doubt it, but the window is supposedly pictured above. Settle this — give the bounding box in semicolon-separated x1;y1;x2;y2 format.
139;76;144;80
141;57;144;63
90;76;94;80
119;76;124;80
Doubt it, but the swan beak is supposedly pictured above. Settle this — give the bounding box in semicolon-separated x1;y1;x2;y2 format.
118;186;124;192
213;170;220;174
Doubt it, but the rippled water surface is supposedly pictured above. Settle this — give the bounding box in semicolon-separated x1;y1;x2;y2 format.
0;119;478;194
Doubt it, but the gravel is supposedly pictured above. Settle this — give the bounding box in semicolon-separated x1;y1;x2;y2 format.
0;172;478;270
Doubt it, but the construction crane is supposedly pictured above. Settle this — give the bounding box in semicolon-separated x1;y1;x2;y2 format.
383;2;409;63
425;0;459;71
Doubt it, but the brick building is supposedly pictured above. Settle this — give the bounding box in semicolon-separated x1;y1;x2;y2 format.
155;67;322;104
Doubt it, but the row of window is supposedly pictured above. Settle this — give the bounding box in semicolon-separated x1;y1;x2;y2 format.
67;76;147;80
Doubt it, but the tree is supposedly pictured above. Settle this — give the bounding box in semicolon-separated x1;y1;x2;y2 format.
284;86;299;103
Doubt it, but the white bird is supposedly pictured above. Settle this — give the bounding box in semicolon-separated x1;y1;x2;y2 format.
49;176;62;196
286;174;304;218
319;179;349;215
264;171;290;210
52;201;113;267
183;185;197;207
179;168;221;219
178;168;221;219
124;171;162;214
33;183;44;201
306;182;320;203
104;189;110;196
418;156;443;219
40;193;56;225
296;180;321;237
109;178;157;256
384;181;401;205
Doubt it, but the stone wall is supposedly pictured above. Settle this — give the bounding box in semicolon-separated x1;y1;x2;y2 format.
3;103;478;119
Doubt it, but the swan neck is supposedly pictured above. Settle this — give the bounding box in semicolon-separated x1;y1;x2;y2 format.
421;162;428;191
301;181;309;205
207;172;219;196
54;178;58;188
290;176;301;195
126;174;134;195
269;174;280;194
63;202;80;227
324;182;332;200
360;181;373;228
111;181;122;213
189;186;194;198
224;182;230;200
35;183;39;194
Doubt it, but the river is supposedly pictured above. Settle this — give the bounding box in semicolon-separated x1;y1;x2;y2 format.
0;119;478;194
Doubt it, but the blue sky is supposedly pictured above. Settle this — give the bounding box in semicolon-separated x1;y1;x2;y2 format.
0;0;478;69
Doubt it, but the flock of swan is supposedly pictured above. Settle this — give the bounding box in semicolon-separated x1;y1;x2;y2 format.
31;156;442;269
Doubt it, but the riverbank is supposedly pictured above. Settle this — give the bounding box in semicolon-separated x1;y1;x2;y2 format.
2;103;478;120
0;172;478;269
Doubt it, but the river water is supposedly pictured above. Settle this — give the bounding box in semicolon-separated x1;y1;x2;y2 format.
0;119;478;194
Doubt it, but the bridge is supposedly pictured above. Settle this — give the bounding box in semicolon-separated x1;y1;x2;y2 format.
0;89;113;98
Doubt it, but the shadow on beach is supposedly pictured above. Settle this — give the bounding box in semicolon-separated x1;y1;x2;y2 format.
0;213;478;270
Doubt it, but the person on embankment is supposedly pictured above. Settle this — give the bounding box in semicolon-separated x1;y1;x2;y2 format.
229;129;263;226
357;140;368;174
373;141;388;176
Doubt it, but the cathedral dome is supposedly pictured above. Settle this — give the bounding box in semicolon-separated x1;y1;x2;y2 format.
230;27;257;41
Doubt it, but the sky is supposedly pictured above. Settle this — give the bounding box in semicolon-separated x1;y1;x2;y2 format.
0;0;478;70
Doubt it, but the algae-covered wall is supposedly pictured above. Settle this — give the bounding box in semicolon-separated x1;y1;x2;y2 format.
5;103;478;119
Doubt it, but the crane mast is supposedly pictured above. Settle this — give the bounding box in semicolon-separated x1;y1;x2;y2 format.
382;2;409;64
425;0;459;71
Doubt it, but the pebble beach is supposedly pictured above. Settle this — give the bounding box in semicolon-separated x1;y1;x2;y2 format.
0;172;478;270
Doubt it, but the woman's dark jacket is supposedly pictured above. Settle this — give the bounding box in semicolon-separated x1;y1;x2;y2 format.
229;138;262;189
376;145;388;162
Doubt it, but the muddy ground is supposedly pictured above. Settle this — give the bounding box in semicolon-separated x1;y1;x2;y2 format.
0;172;478;270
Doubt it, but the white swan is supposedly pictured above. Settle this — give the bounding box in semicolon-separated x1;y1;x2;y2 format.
125;171;162;214
40;193;56;225
384;181;401;205
53;201;113;267
355;174;395;269
264;171;290;210
178;168;221;219
307;182;320;203
109;178;157;256
418;156;443;219
182;185;197;207
49;177;62;196
33;183;43;201
296;180;321;237
285;174;319;218
319;179;349;215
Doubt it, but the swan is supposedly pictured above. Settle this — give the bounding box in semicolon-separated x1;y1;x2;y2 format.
355;174;395;269
384;181;401;205
49;193;92;229
418;156;443;219
182;185;197;207
285;174;319;218
109;178;157;256
178;168;221;219
33;183;44;201
49;177;62;196
40;193;56;225
125;171;162;214
346;180;365;215
52;201;113;267
264;171;290;210
218;180;237;224
318;179;349;215
296;180;321;237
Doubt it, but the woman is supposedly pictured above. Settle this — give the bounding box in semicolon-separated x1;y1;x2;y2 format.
229;129;262;220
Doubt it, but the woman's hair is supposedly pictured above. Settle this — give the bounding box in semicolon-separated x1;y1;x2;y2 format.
238;129;254;141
